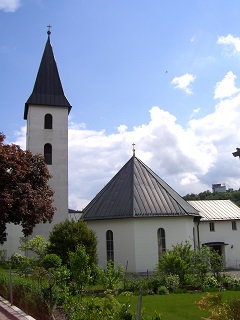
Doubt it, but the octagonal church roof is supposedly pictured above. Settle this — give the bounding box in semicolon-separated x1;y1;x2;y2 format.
82;155;200;221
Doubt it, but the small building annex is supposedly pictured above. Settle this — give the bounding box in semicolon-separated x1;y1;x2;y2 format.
189;200;240;270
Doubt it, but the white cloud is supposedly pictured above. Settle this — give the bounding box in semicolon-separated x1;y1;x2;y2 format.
214;71;240;99
0;0;21;12
217;34;240;54
13;90;240;210
171;73;196;94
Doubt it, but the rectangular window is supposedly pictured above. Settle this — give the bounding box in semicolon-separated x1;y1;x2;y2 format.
209;222;215;232
232;221;237;231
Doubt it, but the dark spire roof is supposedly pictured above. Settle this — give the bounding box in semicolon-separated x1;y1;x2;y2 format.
82;156;200;221
24;31;72;119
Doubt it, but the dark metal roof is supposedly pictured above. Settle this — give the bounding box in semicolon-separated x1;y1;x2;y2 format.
82;156;200;221
24;34;72;119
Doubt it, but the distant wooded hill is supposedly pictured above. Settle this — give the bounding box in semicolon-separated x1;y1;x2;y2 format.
183;190;240;207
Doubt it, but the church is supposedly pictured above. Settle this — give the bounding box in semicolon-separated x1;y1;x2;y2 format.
2;30;240;272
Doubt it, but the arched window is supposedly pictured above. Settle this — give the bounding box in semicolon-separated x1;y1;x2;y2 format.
106;230;114;261
44;143;52;165
157;228;166;260
44;114;53;129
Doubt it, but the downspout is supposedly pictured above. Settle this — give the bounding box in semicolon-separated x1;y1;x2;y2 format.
194;216;201;249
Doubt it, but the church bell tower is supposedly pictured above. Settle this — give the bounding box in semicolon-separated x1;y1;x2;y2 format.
24;28;72;238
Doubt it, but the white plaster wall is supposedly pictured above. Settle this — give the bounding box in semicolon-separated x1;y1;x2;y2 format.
86;219;136;272
133;216;195;272
199;220;240;269
0;224;23;258
86;216;196;273
26;105;69;238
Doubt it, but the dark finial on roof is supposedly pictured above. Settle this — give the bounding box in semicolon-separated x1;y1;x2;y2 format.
47;25;52;39
132;143;136;157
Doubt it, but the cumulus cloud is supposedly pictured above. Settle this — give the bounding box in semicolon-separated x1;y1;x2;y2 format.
217;34;240;54
66;90;240;209
0;0;21;12
171;73;196;94
13;91;240;210
214;71;240;99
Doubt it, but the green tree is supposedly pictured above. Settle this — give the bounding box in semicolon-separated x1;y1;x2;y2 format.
158;242;193;284
19;235;50;259
0;133;55;243
158;242;223;288
69;245;91;300
183;189;240;207
48;219;98;266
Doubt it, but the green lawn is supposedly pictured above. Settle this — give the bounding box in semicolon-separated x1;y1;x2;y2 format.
117;291;240;320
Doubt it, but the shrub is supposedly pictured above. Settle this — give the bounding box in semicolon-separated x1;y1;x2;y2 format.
100;260;124;290
202;276;219;291
0;269;49;319
10;253;25;269
63;293;133;320
165;274;180;292
41;254;62;270
157;242;192;284
221;275;240;290
157;286;169;295
195;292;240;320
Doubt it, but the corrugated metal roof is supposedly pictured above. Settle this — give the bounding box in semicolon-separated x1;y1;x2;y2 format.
24;33;72;119
188;200;240;221
82;156;200;220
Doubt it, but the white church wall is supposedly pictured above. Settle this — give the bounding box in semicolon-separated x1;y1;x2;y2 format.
86;216;196;273
86;219;136;272
133;216;195;272
199;220;240;269
1;223;23;259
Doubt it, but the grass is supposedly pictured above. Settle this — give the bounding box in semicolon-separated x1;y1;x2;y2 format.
117;291;240;320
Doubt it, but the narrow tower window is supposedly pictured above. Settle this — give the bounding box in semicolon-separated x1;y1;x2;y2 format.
44;143;52;165
44;114;53;129
157;228;166;260
106;230;114;261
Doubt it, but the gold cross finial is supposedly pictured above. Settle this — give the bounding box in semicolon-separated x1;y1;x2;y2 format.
132;143;136;156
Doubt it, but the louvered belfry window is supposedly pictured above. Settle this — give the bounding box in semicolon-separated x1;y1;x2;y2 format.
106;230;114;261
44;114;53;129
44;143;52;165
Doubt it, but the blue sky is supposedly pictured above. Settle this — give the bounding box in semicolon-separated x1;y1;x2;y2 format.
2;0;240;209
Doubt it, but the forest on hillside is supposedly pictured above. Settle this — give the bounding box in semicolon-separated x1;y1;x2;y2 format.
183;189;240;207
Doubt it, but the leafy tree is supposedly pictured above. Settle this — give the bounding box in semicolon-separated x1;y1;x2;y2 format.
100;260;124;290
41;254;62;270
0;133;55;243
69;245;91;300
158;242;193;284
48;219;98;266
18;235;50;259
183;189;240;207
158;242;224;288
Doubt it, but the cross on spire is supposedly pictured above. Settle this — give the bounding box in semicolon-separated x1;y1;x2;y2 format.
47;25;52;37
132;143;136;156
